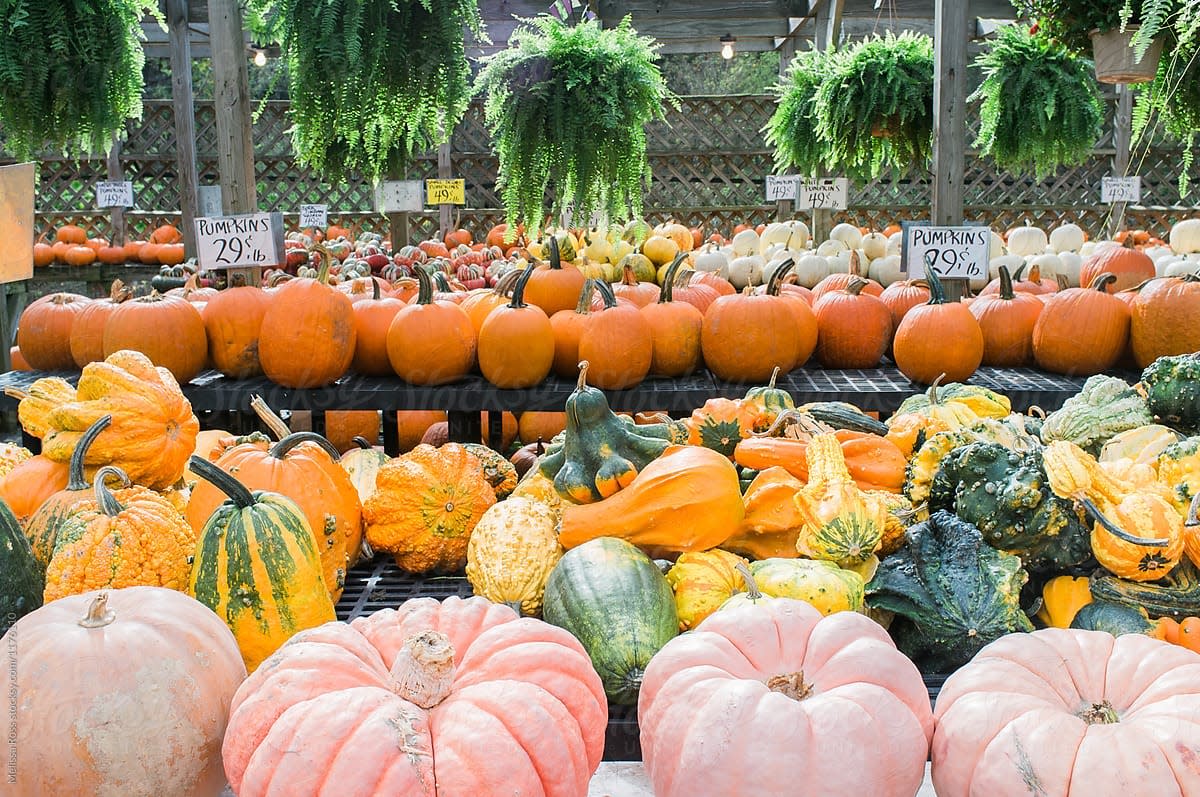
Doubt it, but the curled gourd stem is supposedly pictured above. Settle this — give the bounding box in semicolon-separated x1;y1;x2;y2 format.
250;395;292;441
1079;497;1172;547
508;262;535;309
576;361;591;391
3;388;27;401
310;244;333;284
271;432;342;463
390;631;456;709
765;259;794;296
1027;405;1047;420
93;466;131;518
188;455;256;510
67;415;113;491
733;561;764;599
925;374;948;404
352;436;373;450
78;592;116;629
752;408;832;439
1188;493;1200;529
845;277;868;296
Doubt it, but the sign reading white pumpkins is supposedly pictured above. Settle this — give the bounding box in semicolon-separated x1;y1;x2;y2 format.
194;213;284;269
903;224;990;280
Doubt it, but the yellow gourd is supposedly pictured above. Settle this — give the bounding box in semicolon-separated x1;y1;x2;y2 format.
465;498;563;616
1036;575;1093;628
748;558;864;616
718;561;776;611
665;549;749;630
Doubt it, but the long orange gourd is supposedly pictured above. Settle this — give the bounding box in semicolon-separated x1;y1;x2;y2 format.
733;429;906;493
721;467;806;560
558;445;743;553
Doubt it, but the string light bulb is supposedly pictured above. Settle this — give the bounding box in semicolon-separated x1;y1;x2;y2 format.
253;49;267;67
720;34;736;60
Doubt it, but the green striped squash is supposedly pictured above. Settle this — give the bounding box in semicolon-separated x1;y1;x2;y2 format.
542;537;679;705
187;456;335;673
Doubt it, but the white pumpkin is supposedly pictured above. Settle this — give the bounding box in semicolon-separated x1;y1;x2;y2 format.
831;248;867;275
1145;245;1175;262
988;254;1025;280
731;228;760;258
1080;241;1100;257
1169;218;1200;254
828;222;864;250
1006;224;1048;258
782;219;811;250
794;254;834;288
1165;260;1200;278
763;257;799;285
758;222;793;254
1048;223;1086;253
887;231;903;256
860;232;889;260
868;255;903;286
728;254;765;289
1157;258;1186;277
816;238;847;258
691;243;730;278
1026;252;1062;278
1057;251;1082;286
989;231;1006;259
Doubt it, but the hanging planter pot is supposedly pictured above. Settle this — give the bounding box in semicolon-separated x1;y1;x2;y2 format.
871;116;902;139
1091;26;1166;84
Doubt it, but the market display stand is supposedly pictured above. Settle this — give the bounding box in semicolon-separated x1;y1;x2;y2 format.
0;365;1100;455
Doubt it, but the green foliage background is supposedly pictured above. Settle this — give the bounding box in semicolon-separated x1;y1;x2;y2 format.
245;0;482;181
970;25;1104;177
0;0;160;159
764;48;828;177
475;15;674;231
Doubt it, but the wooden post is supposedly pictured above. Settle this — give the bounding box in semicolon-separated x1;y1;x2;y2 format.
209;0;257;214
811;0;844;243
389;212;411;252
1109;84;1133;239
437;142;453;241
167;0;199;258
776;35;796;223
106;138;126;247
933;0;969;301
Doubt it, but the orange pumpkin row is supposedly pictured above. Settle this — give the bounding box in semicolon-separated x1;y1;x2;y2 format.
34;224;186;267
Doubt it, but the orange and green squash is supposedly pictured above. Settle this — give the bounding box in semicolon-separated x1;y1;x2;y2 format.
664;549;749;630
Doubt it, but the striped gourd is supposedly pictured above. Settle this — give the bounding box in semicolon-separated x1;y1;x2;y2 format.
187;455;335;673
26;415;112;565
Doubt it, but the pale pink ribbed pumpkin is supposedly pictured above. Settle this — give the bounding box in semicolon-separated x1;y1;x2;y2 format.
638;599;934;797
932;628;1200;796
222;596;607;797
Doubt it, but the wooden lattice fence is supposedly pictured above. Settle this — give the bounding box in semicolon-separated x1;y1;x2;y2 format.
8;93;1199;242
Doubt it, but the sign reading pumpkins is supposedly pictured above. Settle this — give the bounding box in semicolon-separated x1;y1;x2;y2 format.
95;181;134;209
902;223;990;280
425;179;465;205
194;212;284;269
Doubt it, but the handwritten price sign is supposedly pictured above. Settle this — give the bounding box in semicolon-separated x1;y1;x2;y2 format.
425;179;465;205
903;224;991;280
765;175;801;202
298;204;328;228
194;213;284;269
1101;176;1141;204
799;178;848;210
95;181;134;209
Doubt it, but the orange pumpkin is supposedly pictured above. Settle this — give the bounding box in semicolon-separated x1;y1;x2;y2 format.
149;223;183;244
1079;243;1156;293
54;225;87;245
642;261;704;378
1129;275;1200;367
387;269;476;385
481;411;519;449
156;243;186;266
17;292;89;371
893;268;984;385
813;278;892;369
518;411;567;444
970;265;1043;367
1033;273;1130;376
486;223;525;248
578;281;652;389
69;281;132;368
102;294;208;383
549;280;598;379
122;239;146;262
0;455;69;525
443;228;472;248
32;240;54;268
64;245;96;267
350;281;406;376
10;347;30;370
478;264;554;389
201;285;270;379
96;245;125;265
396;411;448;452
810;253;884;303
701;268;801;383
325;411;381;453
460;270;520;335
137;242;162;264
879;279;931;330
523;237;586;317
612;263;660;308
259;248;357;388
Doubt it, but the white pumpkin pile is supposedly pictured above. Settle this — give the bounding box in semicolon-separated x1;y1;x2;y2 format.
1151;218;1200;278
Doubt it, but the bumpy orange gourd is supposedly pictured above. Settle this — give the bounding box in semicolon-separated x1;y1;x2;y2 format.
665;549;750;630
364;443;497;574
43;466;196;602
558;444;744;554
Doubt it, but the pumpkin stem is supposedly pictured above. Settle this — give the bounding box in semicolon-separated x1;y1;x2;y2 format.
1012;263;1027;282
371;278;381;301
311;244;333;284
594;279;619;310
493;268;522;298
1027;405;1046;419
1080;700;1120;725
413;267;435;305
109;279;132;303
188;455;256;510
1090;272;1118;292
765;259;794;297
547;234;562;270
78;592;117;629
925;374;948;405
576;361;591;391
67;415;112;491
352;436;373;450
1079;497;1172;547
767;366;781;390
659;252;688;303
924;257;948;304
250;395;292;441
3;388;27;401
270;432;342;463
997;265;1016;301
766;671;814;701
845;277;868;296
574;279;596;314
733;561;764;600
508;262;535;309
93;466;130;517
620;263;639;286
390;630;456;709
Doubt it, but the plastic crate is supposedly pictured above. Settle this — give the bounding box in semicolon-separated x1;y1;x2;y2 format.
335;558;473;621
604;702;642;762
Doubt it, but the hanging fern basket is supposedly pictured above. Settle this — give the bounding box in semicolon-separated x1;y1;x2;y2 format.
1091;27;1166;83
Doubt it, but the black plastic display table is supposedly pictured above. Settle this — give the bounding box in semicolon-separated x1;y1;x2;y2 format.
0;365;1099;454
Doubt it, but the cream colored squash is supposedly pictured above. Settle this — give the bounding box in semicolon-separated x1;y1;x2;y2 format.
465;497;563;616
731;228;760;257
828;223;864;250
1169;218;1200;254
861;232;889;260
1049;223;1085;253
1006;224;1048;257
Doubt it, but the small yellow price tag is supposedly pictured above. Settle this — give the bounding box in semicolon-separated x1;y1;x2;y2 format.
425;179;465;205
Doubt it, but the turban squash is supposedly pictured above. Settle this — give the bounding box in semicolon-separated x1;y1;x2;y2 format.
222;596;607;797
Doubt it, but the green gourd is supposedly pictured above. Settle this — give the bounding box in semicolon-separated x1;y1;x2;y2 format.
1141;353;1200;434
0;497;43;635
1069;600;1157;636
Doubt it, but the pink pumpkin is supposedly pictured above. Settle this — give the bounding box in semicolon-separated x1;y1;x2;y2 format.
638;599;934;797
222;595;607;796
932;628;1200;796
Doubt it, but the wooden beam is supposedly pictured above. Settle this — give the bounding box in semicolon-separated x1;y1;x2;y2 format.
1109;84;1134;238
167;0;200;257
106;138;126;247
932;0;967;227
208;0;257;215
438;143;453;240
